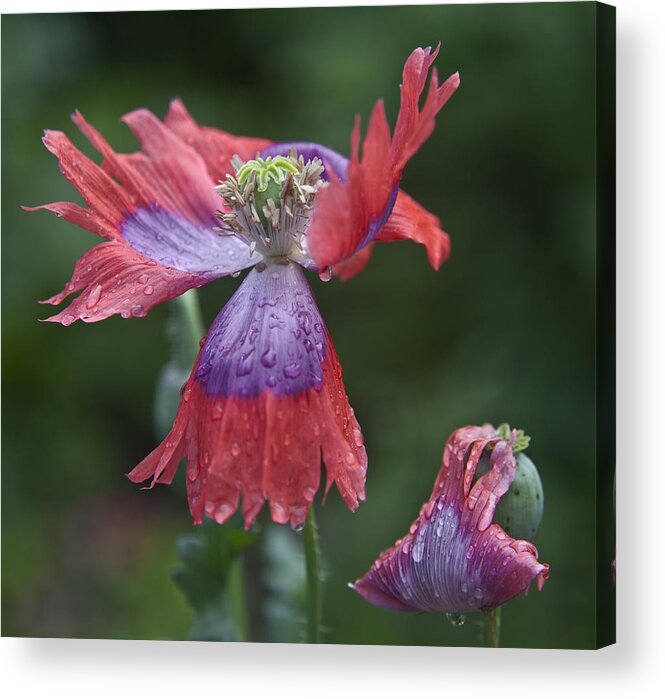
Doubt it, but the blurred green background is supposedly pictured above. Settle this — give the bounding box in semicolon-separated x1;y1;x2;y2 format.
2;3;613;648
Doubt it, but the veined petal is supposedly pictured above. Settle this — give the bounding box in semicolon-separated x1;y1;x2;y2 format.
164;98;272;182
304;45;459;271
26;110;255;324
352;425;549;614
39;241;209;325
128;263;367;529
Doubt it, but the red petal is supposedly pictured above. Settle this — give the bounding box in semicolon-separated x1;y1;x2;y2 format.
376;189;450;270
164;98;272;182
28;109;251;324
332;243;375;281
128;340;367;530
40;241;208;325
332;189;451;280
306;46;459;271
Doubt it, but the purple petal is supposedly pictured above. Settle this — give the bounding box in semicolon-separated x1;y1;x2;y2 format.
353;426;549;614
195;262;328;397
121;205;257;276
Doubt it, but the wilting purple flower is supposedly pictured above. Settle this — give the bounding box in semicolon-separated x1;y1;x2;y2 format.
352;425;549;613
26;46;460;529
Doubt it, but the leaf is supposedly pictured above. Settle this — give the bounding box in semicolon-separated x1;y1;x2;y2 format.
172;518;257;641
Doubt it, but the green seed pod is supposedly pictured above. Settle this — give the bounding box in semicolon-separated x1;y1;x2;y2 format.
494;452;544;540
474;435;544;541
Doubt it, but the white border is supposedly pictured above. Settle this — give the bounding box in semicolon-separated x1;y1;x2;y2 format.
2;0;664;696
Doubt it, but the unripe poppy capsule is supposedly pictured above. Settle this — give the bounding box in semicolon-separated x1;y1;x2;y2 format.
475;426;544;541
494;452;544;540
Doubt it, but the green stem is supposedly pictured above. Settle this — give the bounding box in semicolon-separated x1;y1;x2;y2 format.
172;289;205;370
303;507;322;643
228;554;250;642
485;606;502;648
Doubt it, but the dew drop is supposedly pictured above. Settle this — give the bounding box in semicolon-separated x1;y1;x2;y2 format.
353;429;364;447
214;503;235;523
319;266;333;282
302;486;317;501
143;284;154;296
86;284;102;309
283;362;302;379
411;539;425;563
261;347;277;368
465;545;475;559
188;461;199;481
297;310;312;335
230;442;241;457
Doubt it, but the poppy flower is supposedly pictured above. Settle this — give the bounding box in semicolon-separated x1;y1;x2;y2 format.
352;425;549;613
26;46;459;529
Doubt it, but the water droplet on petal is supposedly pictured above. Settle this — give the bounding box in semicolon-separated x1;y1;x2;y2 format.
319;266;333;282
214;503;235;523
230;442;241;457
283;362;302;379
143;284;154;296
86;284;102;309
411;539;424;563
261;347;277;368
352;429;364;447
302;486;317;501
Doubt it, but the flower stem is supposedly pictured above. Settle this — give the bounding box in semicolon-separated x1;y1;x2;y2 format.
172;289;204;370
485;607;502;648
303;507;322;643
228;554;250;642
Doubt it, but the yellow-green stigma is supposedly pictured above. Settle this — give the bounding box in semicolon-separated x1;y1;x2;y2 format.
236;156;299;193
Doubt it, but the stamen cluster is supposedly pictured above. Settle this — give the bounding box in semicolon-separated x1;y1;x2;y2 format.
214;151;326;267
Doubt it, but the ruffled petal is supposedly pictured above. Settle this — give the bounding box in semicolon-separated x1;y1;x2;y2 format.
128;263;367;529
305;45;459;271
352;425;549;614
164;98;272;182
375;190;450;271
331;190;451;280
27;110;255;324
39;242;209;325
332;243;375;281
